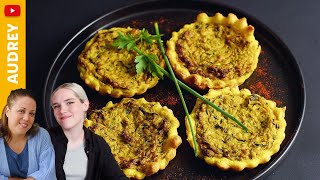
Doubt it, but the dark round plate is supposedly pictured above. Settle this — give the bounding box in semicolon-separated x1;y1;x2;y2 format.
43;0;305;179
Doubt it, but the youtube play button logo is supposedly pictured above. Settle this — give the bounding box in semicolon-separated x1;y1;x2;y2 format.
4;5;20;17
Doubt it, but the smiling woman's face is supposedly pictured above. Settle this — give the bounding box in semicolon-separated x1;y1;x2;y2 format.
51;88;89;131
6;96;36;137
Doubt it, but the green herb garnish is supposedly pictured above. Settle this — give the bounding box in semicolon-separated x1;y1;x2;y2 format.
154;23;198;156
112;25;249;156
113;30;163;79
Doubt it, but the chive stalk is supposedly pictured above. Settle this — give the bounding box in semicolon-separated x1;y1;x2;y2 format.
153;23;248;132
113;26;249;133
154;23;198;156
155;65;248;132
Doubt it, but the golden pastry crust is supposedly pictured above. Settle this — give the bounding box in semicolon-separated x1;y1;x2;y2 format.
166;12;261;90
84;98;182;179
78;27;165;98
186;87;286;171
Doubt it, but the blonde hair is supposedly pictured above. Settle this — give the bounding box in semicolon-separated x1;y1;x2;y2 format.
0;89;39;141
51;82;89;117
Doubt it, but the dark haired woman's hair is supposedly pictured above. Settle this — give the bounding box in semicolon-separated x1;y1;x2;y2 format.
0;88;39;141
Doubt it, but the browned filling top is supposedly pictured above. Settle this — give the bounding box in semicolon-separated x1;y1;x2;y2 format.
176;23;257;80
78;28;162;90
193;92;282;161
88;98;173;171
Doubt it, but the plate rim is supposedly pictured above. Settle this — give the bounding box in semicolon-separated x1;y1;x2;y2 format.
43;0;306;179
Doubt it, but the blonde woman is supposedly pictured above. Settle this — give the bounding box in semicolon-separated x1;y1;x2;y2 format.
0;89;56;180
49;83;127;180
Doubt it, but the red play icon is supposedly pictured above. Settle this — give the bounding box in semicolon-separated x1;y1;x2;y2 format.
4;5;20;17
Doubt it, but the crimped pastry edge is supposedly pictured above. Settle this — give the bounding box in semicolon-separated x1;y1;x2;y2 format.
166;12;261;90
78;27;165;98
85;98;182;179
185;87;286;171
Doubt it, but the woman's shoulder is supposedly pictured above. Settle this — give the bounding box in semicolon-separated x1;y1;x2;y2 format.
24;127;54;153
37;127;50;136
30;127;51;142
84;127;109;147
84;127;102;140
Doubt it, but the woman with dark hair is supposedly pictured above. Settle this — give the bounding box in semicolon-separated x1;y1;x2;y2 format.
49;82;128;180
0;88;56;180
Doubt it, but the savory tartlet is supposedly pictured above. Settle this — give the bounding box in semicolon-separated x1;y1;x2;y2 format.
84;98;182;179
166;12;261;90
78;27;165;98
186;87;286;171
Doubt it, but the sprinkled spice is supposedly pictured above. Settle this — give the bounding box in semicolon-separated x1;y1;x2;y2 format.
256;66;267;76
249;81;271;100
157;17;166;24
153;92;180;106
248;55;285;106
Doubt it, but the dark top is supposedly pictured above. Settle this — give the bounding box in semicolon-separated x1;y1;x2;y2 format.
5;141;29;178
48;126;128;180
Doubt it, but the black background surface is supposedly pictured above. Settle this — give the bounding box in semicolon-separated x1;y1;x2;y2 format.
27;0;319;179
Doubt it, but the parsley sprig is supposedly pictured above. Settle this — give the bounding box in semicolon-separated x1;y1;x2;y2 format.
113;25;249;156
113;27;199;156
113;29;163;78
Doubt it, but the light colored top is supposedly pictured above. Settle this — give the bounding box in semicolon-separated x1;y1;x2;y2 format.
63;142;87;180
0;127;57;180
